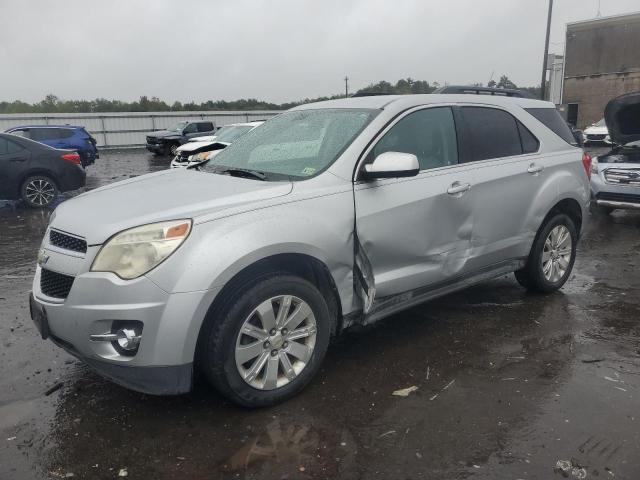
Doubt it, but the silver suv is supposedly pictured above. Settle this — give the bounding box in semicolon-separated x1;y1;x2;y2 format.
30;94;590;407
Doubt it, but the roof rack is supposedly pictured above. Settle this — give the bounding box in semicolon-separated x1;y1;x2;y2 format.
433;85;537;99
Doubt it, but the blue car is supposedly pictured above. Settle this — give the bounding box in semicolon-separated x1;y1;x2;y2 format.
5;125;99;167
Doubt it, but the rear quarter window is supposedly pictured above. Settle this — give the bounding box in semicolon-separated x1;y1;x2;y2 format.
525;108;577;146
198;122;214;132
460;107;523;161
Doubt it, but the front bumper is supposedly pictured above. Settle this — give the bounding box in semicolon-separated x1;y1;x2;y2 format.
591;169;640;210
29;240;221;395
146;143;165;154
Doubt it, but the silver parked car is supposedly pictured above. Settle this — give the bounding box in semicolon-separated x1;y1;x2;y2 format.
590;92;640;214
30;94;590;407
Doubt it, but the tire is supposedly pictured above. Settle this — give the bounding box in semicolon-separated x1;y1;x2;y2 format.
166;142;179;156
20;175;58;208
515;213;578;293
199;274;332;407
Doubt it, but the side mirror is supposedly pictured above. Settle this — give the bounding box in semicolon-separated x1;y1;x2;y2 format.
362;152;420;179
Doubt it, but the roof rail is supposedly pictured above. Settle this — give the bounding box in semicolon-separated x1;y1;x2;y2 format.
433;85;537;99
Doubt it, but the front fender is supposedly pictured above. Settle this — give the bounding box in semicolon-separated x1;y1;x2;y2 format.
145;190;356;313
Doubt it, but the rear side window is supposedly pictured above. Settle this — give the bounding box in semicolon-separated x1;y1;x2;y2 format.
197;122;214;132
517;122;539;153
30;128;61;141
58;128;75;139
10;129;30;138
525;108;577;145
370;107;458;170
461;107;522;161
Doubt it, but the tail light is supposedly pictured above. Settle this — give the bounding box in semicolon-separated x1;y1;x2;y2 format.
61;152;81;165
581;151;592;180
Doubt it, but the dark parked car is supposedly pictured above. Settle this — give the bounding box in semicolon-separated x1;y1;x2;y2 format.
145;120;216;156
0;133;86;208
6;125;99;167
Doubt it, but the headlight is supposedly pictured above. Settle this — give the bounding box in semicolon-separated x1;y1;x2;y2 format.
91;219;192;279
590;156;599;174
190;151;215;163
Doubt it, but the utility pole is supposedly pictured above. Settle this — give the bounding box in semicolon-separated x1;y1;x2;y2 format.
540;0;554;100
344;76;349;98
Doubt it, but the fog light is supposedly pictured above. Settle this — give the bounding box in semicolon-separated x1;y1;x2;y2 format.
116;328;141;351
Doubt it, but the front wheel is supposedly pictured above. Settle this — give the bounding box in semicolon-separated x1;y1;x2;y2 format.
20;175;58;208
166;142;179;156
515;213;578;293
200;275;332;407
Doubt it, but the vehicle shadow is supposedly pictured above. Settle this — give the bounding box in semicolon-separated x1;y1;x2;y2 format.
43;277;579;480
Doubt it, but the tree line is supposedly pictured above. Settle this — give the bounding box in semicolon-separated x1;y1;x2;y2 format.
0;76;539;114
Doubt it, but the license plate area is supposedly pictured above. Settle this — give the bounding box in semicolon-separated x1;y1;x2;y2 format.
29;293;50;340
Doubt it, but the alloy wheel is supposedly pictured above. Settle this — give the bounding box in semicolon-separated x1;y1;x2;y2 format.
25;179;55;206
541;225;572;282
235;295;317;390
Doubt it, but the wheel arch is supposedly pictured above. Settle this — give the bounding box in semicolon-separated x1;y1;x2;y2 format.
541;197;583;237
194;252;344;367
17;169;59;197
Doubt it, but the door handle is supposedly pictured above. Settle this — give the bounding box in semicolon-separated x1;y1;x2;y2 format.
527;163;544;174
9;157;26;162
447;182;471;195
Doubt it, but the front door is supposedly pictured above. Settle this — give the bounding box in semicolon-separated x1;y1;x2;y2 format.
354;106;475;302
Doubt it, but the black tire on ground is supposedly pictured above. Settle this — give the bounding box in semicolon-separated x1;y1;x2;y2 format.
20;175;58;208
166;142;179;156
199;274;332;408
514;213;578;294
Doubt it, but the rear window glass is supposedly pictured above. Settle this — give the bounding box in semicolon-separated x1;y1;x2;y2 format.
525;108;577;145
461;107;523;161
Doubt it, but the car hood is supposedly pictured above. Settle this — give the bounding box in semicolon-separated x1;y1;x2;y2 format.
52;169;293;245
176;140;229;153
190;135;217;142
584;125;608;134
147;130;180;139
604;92;640;145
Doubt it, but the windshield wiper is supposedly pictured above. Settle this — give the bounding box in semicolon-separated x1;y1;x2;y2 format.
220;168;267;181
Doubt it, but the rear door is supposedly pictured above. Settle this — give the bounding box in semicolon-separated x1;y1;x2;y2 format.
354;106;475;301
457;105;543;270
0;137;31;199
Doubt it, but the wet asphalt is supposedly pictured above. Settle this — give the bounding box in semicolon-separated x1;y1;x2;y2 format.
1;148;639;480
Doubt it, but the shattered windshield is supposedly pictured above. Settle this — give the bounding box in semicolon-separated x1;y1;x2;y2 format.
201;109;376;179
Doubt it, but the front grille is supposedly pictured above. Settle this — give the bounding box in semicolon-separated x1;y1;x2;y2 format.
596;192;640;204
146;136;159;144
50;230;87;253
604;168;640;187
40;269;75;299
587;134;606;141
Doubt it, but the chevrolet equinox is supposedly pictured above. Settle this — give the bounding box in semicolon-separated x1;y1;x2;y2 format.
30;94;590;407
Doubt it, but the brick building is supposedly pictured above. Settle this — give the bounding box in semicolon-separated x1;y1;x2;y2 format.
562;12;640;128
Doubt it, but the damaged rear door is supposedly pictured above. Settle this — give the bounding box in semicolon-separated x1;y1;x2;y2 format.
353;106;475;311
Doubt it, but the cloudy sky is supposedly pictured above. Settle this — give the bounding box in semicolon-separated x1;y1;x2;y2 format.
1;0;638;104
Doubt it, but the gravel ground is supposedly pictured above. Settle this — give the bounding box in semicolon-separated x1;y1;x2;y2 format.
1;147;639;480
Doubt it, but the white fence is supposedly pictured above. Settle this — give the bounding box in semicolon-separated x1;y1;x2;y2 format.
0;111;281;148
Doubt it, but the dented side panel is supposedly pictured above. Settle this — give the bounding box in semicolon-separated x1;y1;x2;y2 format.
353;165;476;302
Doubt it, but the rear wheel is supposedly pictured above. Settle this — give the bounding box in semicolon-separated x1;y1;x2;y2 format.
515;213;577;293
200;274;331;407
20;175;58;208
